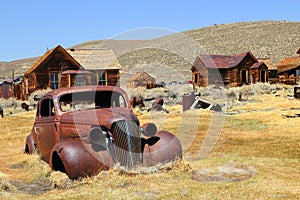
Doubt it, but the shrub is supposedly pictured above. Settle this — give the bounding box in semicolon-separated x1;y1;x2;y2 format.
226;87;240;99
27;88;53;106
0;97;24;116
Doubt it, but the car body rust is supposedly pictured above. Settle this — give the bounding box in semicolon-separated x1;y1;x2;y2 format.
25;85;182;179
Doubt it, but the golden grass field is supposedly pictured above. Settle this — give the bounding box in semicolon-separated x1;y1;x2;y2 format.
0;89;300;199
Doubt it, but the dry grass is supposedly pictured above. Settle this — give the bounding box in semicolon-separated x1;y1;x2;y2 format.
0;89;300;199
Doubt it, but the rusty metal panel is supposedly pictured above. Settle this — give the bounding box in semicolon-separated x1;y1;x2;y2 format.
182;92;198;111
1;83;12;99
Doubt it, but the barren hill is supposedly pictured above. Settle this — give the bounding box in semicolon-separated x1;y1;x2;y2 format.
1;20;299;82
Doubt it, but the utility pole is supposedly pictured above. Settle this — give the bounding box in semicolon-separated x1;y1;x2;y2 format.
11;68;14;98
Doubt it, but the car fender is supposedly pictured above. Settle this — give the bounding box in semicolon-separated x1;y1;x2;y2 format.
49;139;114;179
142;131;182;167
25;134;35;154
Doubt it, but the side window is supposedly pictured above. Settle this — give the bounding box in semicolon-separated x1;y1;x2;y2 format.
40;99;55;117
76;76;86;86
111;93;126;107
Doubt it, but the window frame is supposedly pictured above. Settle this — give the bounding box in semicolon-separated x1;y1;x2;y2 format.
50;72;59;89
98;71;107;86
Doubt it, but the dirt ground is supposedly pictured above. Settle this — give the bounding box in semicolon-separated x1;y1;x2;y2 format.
0;89;300;199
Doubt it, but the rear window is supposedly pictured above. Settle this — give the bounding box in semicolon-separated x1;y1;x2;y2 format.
59;91;127;112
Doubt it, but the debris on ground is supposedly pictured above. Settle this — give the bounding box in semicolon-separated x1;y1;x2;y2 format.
191;162;256;183
148;98;169;113
182;92;223;112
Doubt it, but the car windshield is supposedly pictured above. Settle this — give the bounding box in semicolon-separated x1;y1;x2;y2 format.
59;90;127;112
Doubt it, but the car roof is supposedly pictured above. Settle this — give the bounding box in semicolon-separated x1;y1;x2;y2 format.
43;86;127;99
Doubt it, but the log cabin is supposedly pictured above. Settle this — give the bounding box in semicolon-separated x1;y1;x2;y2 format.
21;45;122;100
191;52;260;89
22;45;86;99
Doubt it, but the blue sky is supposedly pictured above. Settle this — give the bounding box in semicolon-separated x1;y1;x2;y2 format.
0;0;299;61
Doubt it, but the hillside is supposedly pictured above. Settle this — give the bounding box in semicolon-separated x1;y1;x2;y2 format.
1;20;300;82
0;57;39;81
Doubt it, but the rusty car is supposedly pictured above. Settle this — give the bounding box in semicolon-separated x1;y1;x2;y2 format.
25;86;182;179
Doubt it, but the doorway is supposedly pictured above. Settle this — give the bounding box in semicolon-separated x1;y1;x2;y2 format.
241;70;248;83
260;71;266;82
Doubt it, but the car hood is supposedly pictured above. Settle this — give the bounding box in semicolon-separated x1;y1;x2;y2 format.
60;107;139;129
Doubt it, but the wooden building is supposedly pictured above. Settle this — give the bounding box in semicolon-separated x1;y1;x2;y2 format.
67;48;122;87
277;56;300;85
250;61;268;83
22;45;86;99
191;52;259;88
127;72;156;89
258;58;277;83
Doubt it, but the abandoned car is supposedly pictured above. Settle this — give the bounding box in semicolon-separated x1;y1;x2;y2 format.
25;86;182;179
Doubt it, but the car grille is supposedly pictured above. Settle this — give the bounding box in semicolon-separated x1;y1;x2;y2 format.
111;120;142;167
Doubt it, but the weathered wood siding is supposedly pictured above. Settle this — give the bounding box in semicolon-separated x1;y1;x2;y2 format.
61;75;70;88
229;68;238;87
107;69;120;86
23;58;82;99
87;69;120;86
251;65;268;83
192;58;208;88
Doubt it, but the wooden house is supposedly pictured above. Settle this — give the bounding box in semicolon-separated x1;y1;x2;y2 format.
191;52;259;88
127;72;156;89
250;62;268;83
258;58;277;83
22;45;86;99
67;48;122;86
277;56;300;85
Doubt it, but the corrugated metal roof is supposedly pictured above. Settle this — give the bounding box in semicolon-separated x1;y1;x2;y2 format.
197;52;255;69
250;62;264;69
277;56;300;73
66;48;122;70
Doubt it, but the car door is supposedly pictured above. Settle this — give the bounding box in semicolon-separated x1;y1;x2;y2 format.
34;97;59;163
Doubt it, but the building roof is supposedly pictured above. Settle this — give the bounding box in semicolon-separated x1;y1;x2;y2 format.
196;52;257;69
61;70;93;75
66;48;122;70
24;45;83;76
250;62;264;69
297;48;300;54
277;56;300;73
257;58;277;70
127;72;155;82
1;76;22;84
